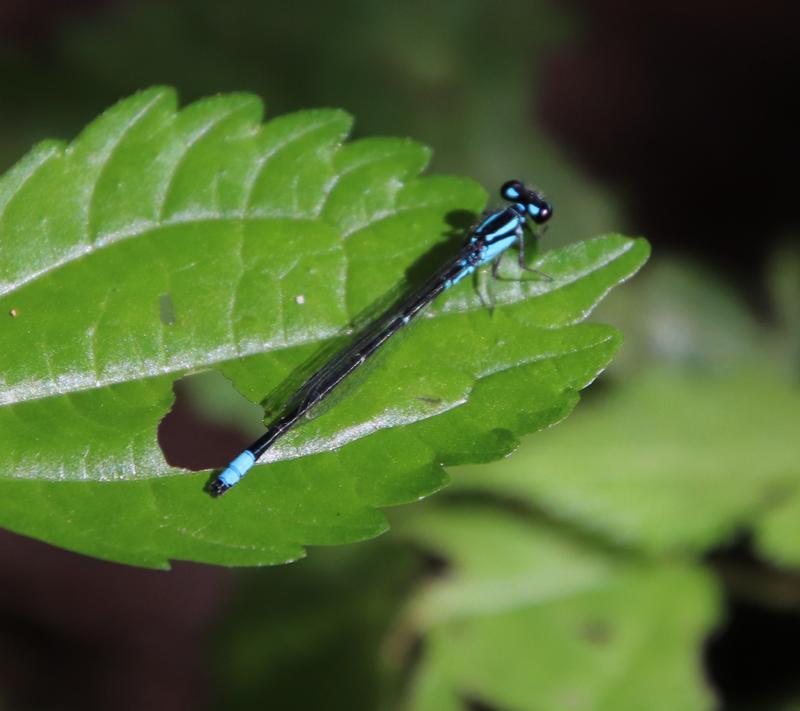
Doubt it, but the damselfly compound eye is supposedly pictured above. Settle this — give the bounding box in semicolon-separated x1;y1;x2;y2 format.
535;202;553;224
500;180;525;202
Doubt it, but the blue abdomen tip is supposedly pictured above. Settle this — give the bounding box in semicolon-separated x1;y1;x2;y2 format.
219;450;256;487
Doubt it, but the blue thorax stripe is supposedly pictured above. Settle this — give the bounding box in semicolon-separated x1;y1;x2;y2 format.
476;209;521;243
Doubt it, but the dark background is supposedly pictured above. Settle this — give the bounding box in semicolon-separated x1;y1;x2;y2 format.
1;1;798;708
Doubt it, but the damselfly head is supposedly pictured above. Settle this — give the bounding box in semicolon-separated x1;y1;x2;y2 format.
500;180;553;225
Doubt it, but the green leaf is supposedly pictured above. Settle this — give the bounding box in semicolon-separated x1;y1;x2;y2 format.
0;88;648;567
396;504;719;711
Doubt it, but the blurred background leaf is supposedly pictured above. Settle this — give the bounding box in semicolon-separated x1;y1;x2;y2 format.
396;504;718;711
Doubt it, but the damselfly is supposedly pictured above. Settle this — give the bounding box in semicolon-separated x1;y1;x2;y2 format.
209;180;553;496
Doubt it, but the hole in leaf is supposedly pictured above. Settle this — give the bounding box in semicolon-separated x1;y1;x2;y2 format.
158;370;264;471
159;293;177;326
